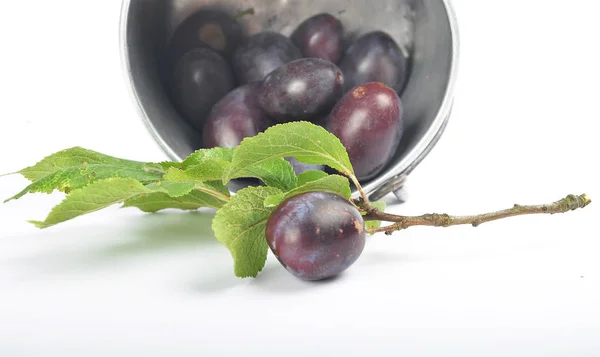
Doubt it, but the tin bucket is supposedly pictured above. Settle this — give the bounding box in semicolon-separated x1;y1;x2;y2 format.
119;0;459;201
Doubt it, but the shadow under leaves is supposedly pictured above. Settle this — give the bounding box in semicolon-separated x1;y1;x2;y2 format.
12;210;219;276
92;210;217;259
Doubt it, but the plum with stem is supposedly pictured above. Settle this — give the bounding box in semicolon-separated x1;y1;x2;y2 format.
266;191;366;281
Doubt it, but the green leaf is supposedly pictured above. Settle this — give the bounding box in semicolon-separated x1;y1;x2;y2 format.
163;157;231;184
167;147;235;183
296;170;329;186
159;160;234;203
5;164;163;202
29;178;227;229
230;158;297;191
144;181;196;198
123;190;225;212
212;186;283;278
263;193;286;208
263;193;285;208
192;181;232;201
5;147;180;203
18;147;152;182
122;179;230;213
156;178;231;203
288;174;351;199
29;178;156;228
227;122;355;183
146;161;182;173
364;200;387;233
264;174;351;208
170;147;297;191
182;147;235;168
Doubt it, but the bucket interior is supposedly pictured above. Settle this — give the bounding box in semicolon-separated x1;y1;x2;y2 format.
122;0;455;193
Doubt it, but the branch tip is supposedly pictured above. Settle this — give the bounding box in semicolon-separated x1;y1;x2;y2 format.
365;193;592;236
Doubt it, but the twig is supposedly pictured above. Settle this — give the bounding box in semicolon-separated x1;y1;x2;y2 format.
350;175;370;205
365;194;591;235
193;185;230;202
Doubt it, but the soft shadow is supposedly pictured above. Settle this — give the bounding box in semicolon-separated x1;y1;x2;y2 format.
186;270;246;293
248;251;419;293
13;210;218;275
248;261;347;293
185;260;347;295
91;210;216;259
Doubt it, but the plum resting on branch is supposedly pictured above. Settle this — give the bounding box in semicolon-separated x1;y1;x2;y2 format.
266;192;366;281
0;130;591;282
265;190;591;281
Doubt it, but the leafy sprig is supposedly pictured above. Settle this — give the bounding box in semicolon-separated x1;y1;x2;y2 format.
1;121;591;279
3;122;358;277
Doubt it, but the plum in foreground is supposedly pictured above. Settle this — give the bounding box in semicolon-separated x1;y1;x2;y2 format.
266;191;366;281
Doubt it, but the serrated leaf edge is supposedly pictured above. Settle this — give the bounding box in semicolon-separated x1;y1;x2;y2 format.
226;121;354;182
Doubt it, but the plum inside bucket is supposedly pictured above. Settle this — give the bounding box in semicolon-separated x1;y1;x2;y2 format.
119;0;459;201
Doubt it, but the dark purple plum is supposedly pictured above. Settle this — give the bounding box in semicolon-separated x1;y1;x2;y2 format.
325;82;404;181
232;32;301;84
203;83;272;149
286;157;324;175
266;191;366;281
339;31;408;93
291;13;344;64
202;83;271;190
170;47;235;131
169;9;244;61
258;58;344;122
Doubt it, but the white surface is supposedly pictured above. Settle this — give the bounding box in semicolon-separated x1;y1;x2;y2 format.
1;1;599;356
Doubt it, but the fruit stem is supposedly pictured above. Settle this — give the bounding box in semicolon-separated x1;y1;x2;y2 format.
350;175;370;205
364;193;591;235
193;185;231;202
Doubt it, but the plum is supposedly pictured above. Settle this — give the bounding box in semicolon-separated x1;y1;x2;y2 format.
266;191;366;281
258;58;344;122
169;9;244;61
325;82;404;181
291;13;344;64
339;31;408;93
170;47;235;131
203;83;272;149
232;32;301;84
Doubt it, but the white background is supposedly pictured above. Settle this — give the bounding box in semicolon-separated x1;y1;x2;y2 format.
1;1;599;356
